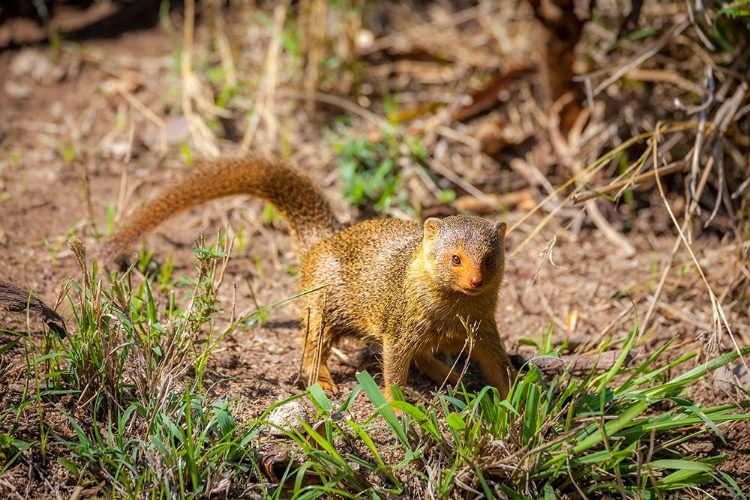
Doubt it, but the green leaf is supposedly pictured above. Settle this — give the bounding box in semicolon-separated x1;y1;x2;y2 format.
667;346;750;387
307;384;333;413
667;397;725;443
355;371;409;447
446;412;466;431
597;325;638;392
649;459;713;471
544;399;648;468
58;457;80;477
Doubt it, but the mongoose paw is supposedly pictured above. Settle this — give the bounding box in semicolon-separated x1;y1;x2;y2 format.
316;377;339;395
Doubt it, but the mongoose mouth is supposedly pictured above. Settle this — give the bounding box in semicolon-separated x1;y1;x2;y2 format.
456;285;486;296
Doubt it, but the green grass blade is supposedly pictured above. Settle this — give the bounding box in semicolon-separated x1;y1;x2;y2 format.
355;371;409;448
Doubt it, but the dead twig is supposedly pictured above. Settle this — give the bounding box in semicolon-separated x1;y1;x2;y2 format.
572;161;688;204
510;349;632;374
0;281;67;336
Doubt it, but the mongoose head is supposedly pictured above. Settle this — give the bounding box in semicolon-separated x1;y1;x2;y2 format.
422;215;507;296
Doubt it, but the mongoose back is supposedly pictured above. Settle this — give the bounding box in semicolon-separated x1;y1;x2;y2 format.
103;153;514;399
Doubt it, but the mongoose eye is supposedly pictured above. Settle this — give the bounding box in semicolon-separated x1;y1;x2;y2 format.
451;255;461;266
484;255;493;267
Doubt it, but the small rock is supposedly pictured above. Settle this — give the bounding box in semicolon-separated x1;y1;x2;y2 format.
686;440;714;454
144;115;190;151
10;382;33;394
49;101;64;117
355;29;375;51
10;48;65;83
4;81;32;99
267;400;313;436
101;141;130;160
714;359;750;393
10;48;38;76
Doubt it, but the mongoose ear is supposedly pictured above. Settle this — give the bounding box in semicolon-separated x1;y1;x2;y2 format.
494;221;507;240
424;218;443;240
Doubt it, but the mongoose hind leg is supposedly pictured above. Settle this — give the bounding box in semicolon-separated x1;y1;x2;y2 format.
413;353;461;387
301;311;339;394
310;362;338;394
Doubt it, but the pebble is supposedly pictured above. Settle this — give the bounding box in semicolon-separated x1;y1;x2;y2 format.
4;80;32;99
10;48;65;83
266;399;314;436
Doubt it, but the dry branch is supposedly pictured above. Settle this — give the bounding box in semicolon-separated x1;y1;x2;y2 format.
572;161;688;204
511;349;630;374
0;281;66;336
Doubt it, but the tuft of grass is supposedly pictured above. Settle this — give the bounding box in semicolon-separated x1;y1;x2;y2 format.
251;325;749;498
2;234;281;497
356;327;750;499
329;123;427;214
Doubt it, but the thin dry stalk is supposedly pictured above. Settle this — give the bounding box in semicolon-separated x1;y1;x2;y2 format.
239;0;290;153
300;0;328;113
437;319;477;393
181;0;220;157
641;155;713;334
688;67;713;217
572;161;687;204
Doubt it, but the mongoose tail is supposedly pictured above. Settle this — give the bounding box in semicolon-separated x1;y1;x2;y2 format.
100;153;341;261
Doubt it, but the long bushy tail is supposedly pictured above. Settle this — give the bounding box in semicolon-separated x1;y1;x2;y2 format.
100;152;341;262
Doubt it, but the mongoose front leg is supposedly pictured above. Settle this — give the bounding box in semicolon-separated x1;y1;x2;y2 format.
413;353;461;387
472;327;514;399
381;338;413;402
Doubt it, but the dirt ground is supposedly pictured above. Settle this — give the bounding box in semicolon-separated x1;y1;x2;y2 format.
1;3;749;498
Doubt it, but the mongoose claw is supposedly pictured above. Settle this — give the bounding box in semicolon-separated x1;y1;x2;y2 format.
316;377;339;395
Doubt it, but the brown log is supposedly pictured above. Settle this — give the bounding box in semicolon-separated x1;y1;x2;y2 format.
511;349;632;374
0;281;66;336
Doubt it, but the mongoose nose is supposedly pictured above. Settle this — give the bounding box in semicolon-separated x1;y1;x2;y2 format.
469;275;483;288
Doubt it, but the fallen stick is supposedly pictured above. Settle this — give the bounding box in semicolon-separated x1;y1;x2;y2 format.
510;349;632;374
572;161;687;204
0;281;66;336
